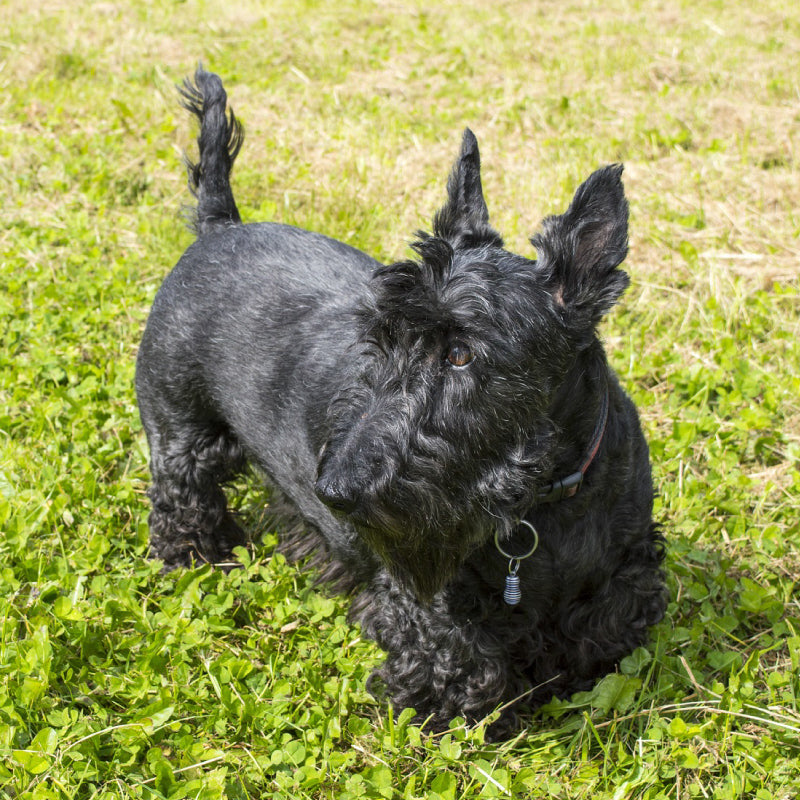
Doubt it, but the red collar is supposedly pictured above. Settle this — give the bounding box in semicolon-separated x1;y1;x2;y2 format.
535;378;609;504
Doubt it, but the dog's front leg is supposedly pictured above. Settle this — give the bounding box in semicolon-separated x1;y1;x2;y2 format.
351;572;524;734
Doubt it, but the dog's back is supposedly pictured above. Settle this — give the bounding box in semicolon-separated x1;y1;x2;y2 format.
139;66;379;424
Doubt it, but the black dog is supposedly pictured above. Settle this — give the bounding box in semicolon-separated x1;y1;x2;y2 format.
136;67;667;733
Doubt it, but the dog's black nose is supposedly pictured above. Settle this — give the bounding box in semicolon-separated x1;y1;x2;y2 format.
314;477;359;514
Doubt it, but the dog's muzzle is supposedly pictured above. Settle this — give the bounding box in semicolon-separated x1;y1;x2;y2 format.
314;474;360;515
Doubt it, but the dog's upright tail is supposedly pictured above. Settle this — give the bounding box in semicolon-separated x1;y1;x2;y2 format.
178;66;244;236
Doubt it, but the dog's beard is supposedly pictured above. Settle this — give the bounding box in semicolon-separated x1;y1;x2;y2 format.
360;530;459;603
354;512;486;603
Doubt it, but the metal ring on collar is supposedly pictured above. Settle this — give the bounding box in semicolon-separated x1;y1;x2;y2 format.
494;520;540;562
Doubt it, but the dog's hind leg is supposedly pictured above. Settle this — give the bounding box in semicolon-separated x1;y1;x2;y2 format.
144;420;247;569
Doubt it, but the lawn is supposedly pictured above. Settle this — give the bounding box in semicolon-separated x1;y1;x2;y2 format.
1;0;799;797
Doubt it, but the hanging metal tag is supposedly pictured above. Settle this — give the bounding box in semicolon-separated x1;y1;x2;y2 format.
503;566;522;606
495;520;539;607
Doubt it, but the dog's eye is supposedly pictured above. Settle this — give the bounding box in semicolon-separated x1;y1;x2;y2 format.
446;342;473;368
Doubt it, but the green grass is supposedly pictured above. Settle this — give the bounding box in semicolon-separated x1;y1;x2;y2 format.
1;0;799;797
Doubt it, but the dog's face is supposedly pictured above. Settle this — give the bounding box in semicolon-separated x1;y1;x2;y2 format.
315;131;630;601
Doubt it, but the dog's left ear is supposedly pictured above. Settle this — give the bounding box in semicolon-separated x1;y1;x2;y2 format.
532;164;630;326
432;129;504;249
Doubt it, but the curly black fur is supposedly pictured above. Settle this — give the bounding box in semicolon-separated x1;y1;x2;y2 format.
136;67;667;737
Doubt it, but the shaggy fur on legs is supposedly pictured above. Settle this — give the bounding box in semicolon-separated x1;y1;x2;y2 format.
136;67;667;736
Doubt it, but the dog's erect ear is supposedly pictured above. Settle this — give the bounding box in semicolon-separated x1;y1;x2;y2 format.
432;129;504;249
532;164;630;325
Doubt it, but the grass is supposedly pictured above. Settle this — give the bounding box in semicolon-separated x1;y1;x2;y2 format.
1;0;799;797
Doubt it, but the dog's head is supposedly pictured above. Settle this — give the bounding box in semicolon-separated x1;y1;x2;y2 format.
316;130;630;602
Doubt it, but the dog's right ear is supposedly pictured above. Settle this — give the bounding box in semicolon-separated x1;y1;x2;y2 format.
432;129;504;249
531;164;630;328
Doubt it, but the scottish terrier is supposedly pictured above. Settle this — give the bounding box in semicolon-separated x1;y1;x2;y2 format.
136;67;667;734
